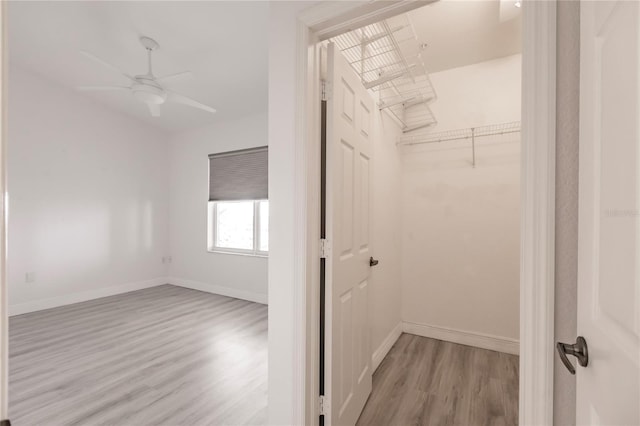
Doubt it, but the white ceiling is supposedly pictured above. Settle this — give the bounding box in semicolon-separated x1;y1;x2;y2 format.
407;0;522;74
8;1;268;133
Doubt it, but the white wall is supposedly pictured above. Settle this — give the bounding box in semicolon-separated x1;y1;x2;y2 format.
401;55;521;346
430;54;522;131
166;113;268;303
370;110;404;368
7;64;170;315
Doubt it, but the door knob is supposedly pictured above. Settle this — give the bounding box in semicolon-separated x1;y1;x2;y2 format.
556;336;588;375
369;257;379;267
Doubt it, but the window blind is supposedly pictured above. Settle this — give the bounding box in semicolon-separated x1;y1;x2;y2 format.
208;146;268;201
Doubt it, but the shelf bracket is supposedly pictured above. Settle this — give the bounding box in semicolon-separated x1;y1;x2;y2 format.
471;127;476;168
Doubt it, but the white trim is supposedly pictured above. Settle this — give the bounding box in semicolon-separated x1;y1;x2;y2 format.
300;29;322;426
300;0;437;41
371;322;402;372
301;27;323;426
8;277;167;316
207;250;268;259
7;277;268;317
292;14;311;426
519;1;557;425
403;321;520;356
297;0;558;424
167;276;267;305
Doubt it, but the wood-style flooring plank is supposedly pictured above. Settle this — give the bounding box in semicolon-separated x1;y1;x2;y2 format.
8;284;267;426
356;333;518;426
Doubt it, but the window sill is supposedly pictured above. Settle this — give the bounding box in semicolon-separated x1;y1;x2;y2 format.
207;249;268;258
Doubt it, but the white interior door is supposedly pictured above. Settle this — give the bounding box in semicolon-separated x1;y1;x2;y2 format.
577;1;640;424
325;42;374;426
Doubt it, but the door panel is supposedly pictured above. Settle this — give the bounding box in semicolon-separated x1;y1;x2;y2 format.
355;278;369;385
326;42;374;426
359;154;370;252
578;2;640;424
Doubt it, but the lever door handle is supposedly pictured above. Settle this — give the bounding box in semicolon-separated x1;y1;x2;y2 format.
369;257;379;267
556;336;588;375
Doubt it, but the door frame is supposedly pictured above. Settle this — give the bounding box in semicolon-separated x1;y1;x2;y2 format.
294;1;558;425
0;1;8;423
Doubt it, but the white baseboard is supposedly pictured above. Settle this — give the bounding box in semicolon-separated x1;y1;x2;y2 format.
402;321;519;355
167;277;268;305
371;322;402;372
9;277;167;316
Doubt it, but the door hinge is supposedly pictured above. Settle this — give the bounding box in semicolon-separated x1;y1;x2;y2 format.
321;80;331;101
320;239;330;259
319;395;328;416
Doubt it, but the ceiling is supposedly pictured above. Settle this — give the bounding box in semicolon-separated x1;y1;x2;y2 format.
406;0;522;74
8;1;268;133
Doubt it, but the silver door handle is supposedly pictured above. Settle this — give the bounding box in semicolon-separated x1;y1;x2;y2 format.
556;336;589;375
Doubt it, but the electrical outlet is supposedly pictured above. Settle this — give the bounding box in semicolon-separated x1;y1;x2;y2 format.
25;272;35;283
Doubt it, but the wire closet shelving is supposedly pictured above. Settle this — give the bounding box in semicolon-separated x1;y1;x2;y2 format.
331;14;438;133
397;121;521;167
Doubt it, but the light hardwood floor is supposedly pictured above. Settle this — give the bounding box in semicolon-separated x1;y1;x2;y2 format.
357;333;519;426
9;284;267;426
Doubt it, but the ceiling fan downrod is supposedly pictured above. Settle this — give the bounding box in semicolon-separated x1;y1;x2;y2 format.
140;36;159;78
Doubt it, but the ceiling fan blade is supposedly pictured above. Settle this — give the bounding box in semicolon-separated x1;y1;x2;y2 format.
156;71;193;83
167;90;216;114
80;51;136;82
147;103;161;117
76;85;129;91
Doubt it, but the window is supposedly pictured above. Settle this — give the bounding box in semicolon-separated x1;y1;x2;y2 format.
208;147;268;256
208;200;269;255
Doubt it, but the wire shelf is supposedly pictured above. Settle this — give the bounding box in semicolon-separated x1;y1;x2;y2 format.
331;14;437;133
397;121;521;168
398;121;521;146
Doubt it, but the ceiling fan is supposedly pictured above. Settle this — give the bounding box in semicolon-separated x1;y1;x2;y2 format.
77;36;216;117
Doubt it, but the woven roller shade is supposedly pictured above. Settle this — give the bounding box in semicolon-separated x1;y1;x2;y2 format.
209;146;268;201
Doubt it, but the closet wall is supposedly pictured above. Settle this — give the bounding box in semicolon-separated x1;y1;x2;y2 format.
400;54;522;349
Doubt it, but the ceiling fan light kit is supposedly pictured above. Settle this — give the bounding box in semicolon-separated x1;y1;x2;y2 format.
132;84;166;105
77;36;216;117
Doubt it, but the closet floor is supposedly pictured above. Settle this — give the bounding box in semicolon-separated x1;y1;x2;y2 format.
357;333;519;426
8;284;267;426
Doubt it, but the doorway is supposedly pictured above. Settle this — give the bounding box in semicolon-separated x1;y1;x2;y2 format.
320;3;522;423
286;1;558;425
